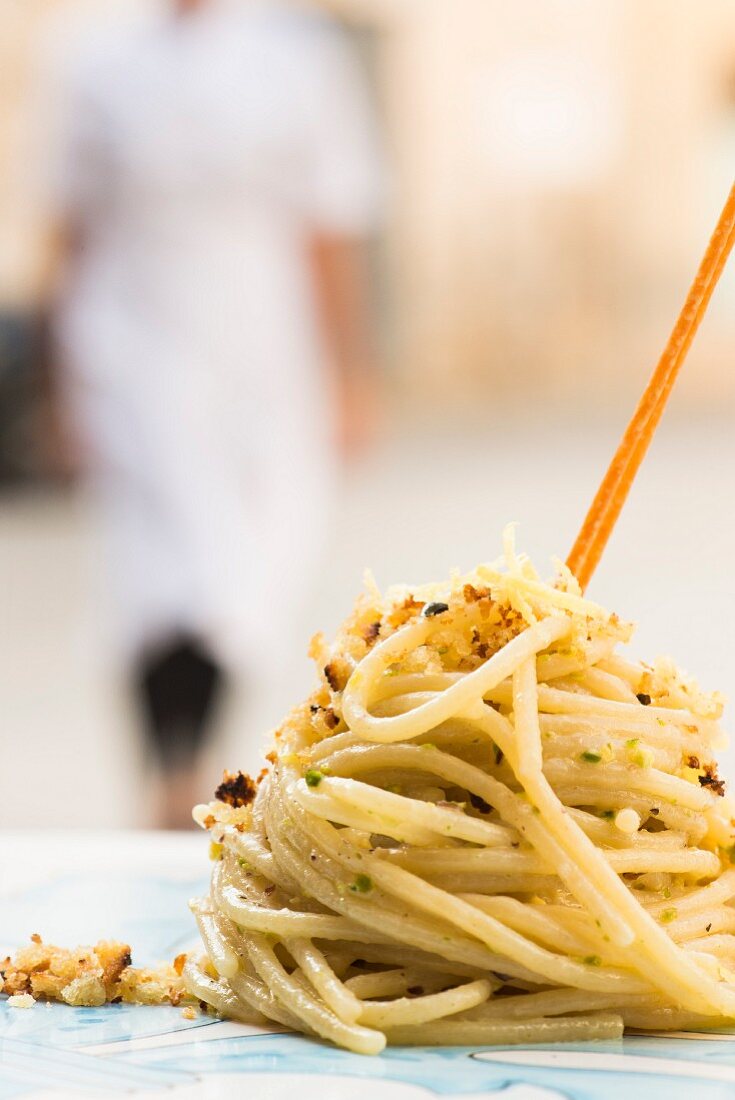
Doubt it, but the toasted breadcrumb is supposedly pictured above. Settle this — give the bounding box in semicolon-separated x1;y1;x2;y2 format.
324;657;352;693
7;993;35;1008
0;937;193;1008
195;563;636;834
214;770;257;809
195;553;723;846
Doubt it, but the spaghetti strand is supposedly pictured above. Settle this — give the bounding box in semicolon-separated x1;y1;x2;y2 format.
189;537;735;1051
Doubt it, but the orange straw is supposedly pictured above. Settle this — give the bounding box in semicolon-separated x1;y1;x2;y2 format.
567;182;735;592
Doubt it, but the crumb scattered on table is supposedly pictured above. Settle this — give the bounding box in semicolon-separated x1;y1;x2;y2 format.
1;936;193;1008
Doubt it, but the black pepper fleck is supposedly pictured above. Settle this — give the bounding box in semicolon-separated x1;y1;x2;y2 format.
423;601;449;617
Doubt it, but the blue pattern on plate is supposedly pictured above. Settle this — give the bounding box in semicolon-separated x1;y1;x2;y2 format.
3;873;735;1099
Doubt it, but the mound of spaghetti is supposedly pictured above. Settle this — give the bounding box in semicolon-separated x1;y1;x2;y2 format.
187;534;735;1054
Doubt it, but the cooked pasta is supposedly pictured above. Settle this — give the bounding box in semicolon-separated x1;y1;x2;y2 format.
188;530;735;1053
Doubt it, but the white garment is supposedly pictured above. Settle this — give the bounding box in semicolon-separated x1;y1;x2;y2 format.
49;0;382;670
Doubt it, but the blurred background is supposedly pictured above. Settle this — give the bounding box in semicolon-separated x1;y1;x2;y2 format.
2;0;735;829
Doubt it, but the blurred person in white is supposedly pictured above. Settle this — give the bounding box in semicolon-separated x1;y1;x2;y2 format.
40;0;383;827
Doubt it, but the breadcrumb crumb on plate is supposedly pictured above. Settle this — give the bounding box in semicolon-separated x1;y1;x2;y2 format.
0;936;193;1008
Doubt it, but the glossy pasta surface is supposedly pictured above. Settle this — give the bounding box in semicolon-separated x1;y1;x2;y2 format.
188;534;735;1053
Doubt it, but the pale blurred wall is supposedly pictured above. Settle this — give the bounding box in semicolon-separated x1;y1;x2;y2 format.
381;0;735;409
0;0;53;308
2;0;735;406
0;0;139;306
